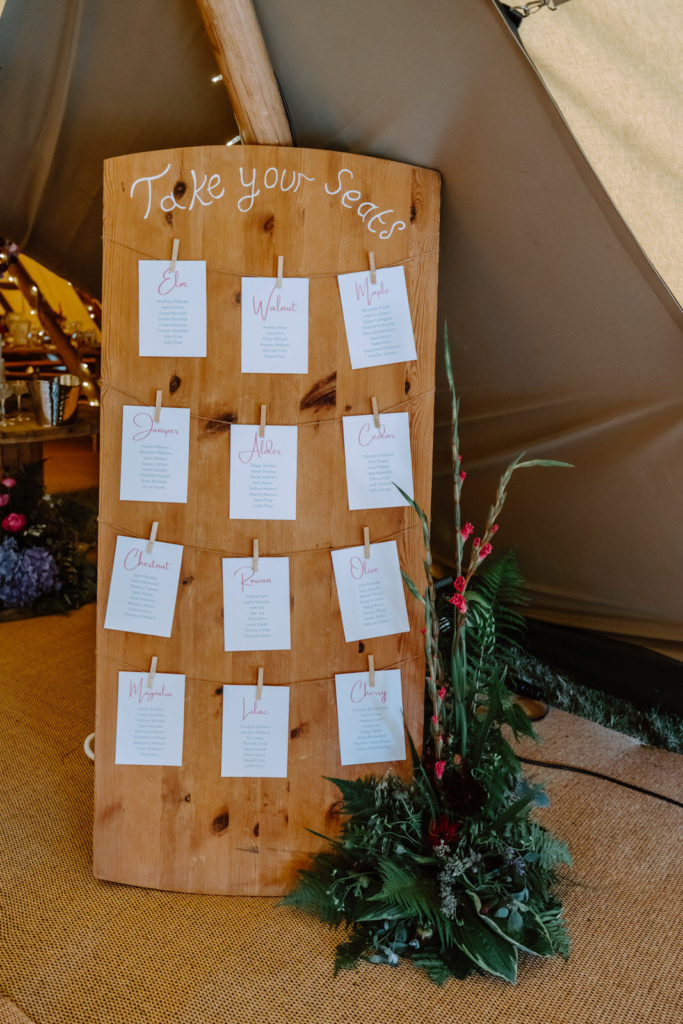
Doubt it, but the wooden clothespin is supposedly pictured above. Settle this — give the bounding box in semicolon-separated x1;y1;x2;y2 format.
256;666;264;701
371;396;380;429
368;251;377;285
147;656;158;689
252;539;259;571
154;389;163;423
363;526;371;560
276;255;284;289
170;238;179;273
146;521;159;554
259;404;267;439
368;653;376;688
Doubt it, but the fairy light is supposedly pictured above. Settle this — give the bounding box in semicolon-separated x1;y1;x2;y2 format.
211;74;223;82
31;285;38;293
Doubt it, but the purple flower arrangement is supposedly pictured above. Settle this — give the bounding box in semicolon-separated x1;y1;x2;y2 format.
0;536;61;608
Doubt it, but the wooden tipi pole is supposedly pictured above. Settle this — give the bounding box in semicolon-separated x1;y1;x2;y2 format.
195;0;294;146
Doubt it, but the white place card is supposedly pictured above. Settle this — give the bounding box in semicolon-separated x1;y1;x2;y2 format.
104;536;183;638
139;259;207;357
119;406;190;503
221;684;290;778
115;671;185;766
241;277;309;374
331;540;410;642
337;265;416;369
342;412;414;510
222;556;291;651
229;424;298;520
335;669;406;766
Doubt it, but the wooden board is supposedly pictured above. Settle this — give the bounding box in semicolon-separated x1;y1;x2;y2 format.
94;145;440;895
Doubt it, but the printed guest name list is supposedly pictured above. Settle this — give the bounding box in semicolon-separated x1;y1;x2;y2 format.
104;536;183;638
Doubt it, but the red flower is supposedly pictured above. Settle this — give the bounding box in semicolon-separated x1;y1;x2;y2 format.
473;537;480;548
454;576;466;593
491;524;499;534
478;542;493;560
431;714;438;726
428;814;461;846
461;523;474;540
434;760;446;780
1;477;16;488
439;686;446;700
449;594;467;614
420;627;427;635
459;471;466;481
0;495;9;508
2;512;26;533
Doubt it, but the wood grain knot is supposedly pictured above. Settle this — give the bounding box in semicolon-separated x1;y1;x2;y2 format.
253;822;260;837
300;371;337;411
235;291;241;305
358;641;365;653
410;202;417;223
211;810;230;834
173;180;187;199
164;212;173;225
169;375;181;393
203;412;237;436
290;724;307;740
263;215;274;233
215;687;223;696
184;794;191;803
405;379;411;394
181;575;194;586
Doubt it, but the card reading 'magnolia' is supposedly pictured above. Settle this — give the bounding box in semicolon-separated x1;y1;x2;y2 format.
104;536;183;638
331;540;410;642
229;424;298;520
115;672;185;767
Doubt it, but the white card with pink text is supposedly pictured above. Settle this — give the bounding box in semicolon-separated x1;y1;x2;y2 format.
104;536;183;637
138;259;207;358
222;556;291;651
119;405;190;503
221;684;290;778
229;424;298;520
335;669;406;766
337;265;416;369
331;540;410;642
115;671;185;766
342;412;414;510
241;277;309;374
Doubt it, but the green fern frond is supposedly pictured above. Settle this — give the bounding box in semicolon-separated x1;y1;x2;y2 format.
280;867;343;926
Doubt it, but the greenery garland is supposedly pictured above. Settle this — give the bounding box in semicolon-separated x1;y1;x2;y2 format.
282;329;573;983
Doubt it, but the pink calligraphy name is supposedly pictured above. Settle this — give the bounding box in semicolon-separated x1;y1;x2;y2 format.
238;432;282;464
242;697;268;721
350;556;380;580
233;566;273;593
354;277;390;306
252;283;298;322
132;412;180;442
158;268;188;295
123;548;171;572
358;422;396;447
129;677;173;704
351;679;387;704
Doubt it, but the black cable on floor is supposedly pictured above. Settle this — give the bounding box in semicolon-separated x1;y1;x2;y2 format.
518;756;683;809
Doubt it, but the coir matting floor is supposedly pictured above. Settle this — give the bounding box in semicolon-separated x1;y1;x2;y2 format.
1;605;682;1023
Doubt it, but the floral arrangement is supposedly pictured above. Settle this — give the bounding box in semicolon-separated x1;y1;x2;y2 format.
282;332;573;984
0;463;96;613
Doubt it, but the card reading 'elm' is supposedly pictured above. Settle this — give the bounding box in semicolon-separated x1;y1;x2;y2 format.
139;259;207;358
331;540;410;642
104;536;183;638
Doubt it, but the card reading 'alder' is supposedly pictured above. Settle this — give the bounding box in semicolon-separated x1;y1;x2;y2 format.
229;424;298;520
